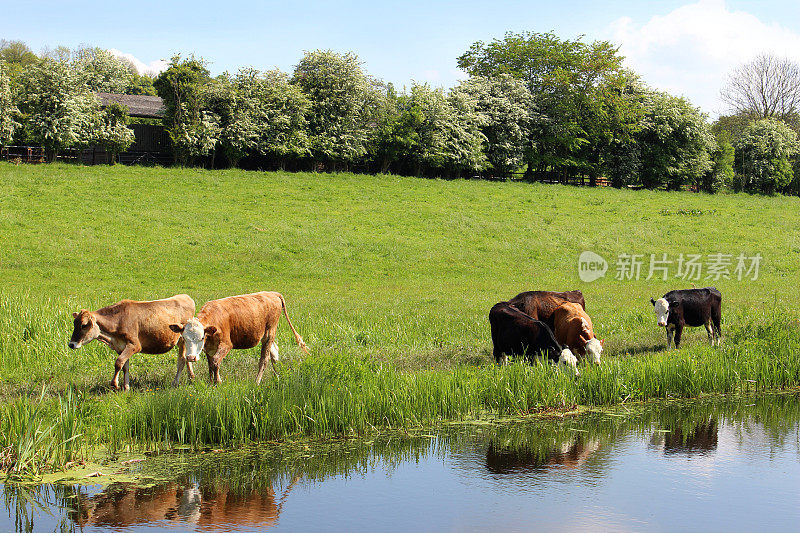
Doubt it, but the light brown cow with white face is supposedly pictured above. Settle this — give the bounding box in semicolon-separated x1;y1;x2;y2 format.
69;294;196;390
552;301;603;365
170;291;309;385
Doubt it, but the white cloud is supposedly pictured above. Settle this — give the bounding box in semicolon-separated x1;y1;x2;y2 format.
109;49;169;76
608;0;800;117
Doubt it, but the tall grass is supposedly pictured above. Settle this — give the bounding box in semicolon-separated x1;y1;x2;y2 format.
0;388;86;480
102;312;800;447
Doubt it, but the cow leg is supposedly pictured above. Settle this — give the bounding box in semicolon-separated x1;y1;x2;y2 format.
673;325;683;349
173;356;187;387
208;345;230;384
256;341;270;385
666;325;675;350
123;360;130;390
269;343;280;373
173;338;192;387
712;309;722;346
112;343;139;391
256;340;280;385
705;319;715;345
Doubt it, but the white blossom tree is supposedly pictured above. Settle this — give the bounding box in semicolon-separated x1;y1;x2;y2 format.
96;102;135;164
72;47;136;94
0;64;18;145
17;58;100;160
454;74;533;177
221;68;310;168
292;50;374;170
734;118;800;194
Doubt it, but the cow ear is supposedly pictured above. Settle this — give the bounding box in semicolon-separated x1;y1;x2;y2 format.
204;326;217;337
600;338;604;346
650;298;656;306
169;324;185;333
72;311;79;319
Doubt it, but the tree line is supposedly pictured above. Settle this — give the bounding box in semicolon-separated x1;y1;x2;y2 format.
1;34;799;195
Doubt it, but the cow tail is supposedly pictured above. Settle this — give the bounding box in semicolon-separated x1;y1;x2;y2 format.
279;294;310;354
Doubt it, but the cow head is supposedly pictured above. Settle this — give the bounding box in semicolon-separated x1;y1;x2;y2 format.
169;318;217;362
652;297;670;327
69;310;100;349
585;338;603;365
558;348;580;377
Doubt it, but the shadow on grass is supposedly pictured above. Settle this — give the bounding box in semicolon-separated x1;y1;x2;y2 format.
613;343;668;357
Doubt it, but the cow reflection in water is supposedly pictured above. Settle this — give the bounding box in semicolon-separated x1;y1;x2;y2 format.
486;437;602;475
649;419;718;455
70;477;298;530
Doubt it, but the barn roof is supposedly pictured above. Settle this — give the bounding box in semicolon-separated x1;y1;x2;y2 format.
95;93;165;118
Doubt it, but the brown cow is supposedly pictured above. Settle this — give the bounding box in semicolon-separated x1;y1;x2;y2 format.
552;302;603;365
507;290;586;330
69;294;195;390
170;291;309;385
70;477;298;529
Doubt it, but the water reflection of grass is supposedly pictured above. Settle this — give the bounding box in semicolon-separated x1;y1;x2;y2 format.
4;394;800;533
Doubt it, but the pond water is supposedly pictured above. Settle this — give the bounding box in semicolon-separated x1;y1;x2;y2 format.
4;393;800;532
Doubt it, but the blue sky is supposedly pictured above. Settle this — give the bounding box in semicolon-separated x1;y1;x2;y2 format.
4;1;800;117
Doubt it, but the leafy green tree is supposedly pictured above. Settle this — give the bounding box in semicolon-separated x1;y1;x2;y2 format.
458;31;635;181
16;58;100;161
73;47;135;93
403;83;486;177
292;50;374;170
96;102;135;164
0;40;38;80
453;74;534;178
734;118;800;194
700;131;735;193
0;63;18;145
711;113;753;144
154;55;218;165
127;73;158;96
637;90;715;191
370;85;423;174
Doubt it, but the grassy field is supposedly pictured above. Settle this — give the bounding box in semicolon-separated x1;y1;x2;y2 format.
1;162;799;475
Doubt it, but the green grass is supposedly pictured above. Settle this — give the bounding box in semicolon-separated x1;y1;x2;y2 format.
1;162;800;470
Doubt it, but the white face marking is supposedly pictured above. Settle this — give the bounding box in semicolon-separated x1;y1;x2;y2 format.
559;348;580;376
654;298;669;327
181;318;206;362
585;338;602;364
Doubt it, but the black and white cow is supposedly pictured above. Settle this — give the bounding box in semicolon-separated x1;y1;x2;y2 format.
650;287;722;349
489;301;579;375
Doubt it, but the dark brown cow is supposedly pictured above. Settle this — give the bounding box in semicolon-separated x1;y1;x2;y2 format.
507;290;586;329
170;291;309;385
489;301;579;374
69;294;195;390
